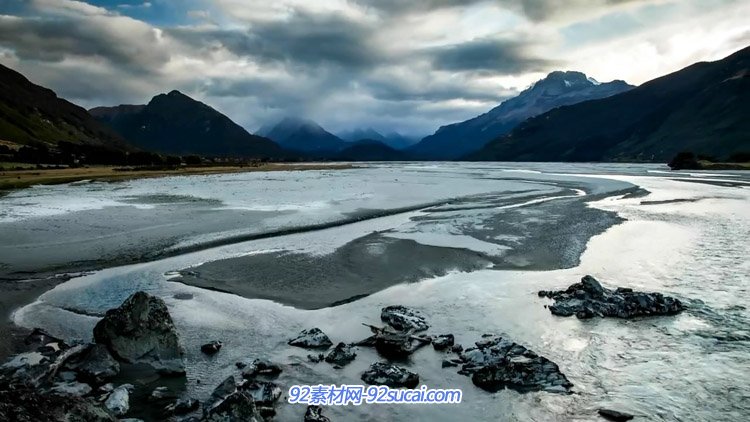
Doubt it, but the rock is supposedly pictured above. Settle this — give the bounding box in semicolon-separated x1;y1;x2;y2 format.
380;306;429;332
432;334;455;351
0;378;115;421
50;381;93;396
149;386;177;402
163;397;200;416
374;330;431;359
235;361;247;369
304;405;331;422
241;359;282;379
288;328;333;349
74;344;120;384
205;375;238;412
324;343;356;366
598;408;635;421
361;362;419;388
241;380;281;406
457;335;572;394
93;292;185;375
539;275;684;319
442;359;459;368
307;353;325;363
451;344;463;353
201;341;223;355
104;384;133;416
203;391;263;422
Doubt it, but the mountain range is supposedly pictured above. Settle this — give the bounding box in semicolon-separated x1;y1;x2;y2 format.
257;117;346;154
0;63;126;150
409;71;634;160
90;91;283;158
469;45;750;162
338;128;419;150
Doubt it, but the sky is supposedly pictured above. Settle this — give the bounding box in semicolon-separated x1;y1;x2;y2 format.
0;0;748;137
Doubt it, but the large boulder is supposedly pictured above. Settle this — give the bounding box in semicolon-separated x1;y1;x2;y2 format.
456;335;572;394
361;362;419;388
539;275;684;319
288;328;333;349
203;391;263;422
380;306;429;332
93;292;185;375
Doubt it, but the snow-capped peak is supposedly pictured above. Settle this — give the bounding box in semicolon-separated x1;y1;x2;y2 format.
587;76;600;85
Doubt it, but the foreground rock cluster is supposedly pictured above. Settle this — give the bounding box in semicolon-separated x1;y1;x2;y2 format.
291;304;573;394
539;275;685;319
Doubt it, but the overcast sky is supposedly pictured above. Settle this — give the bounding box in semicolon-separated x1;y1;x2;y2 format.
1;0;748;136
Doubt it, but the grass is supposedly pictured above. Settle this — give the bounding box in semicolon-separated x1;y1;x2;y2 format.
0;163;354;191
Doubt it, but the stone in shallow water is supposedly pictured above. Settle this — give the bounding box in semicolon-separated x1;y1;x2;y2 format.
324;342;357;366
201;341;223;355
539;275;684;319
432;334;455;351
50;381;93;397
288;328;333;349
361;362;419;388
93;291;185;375
241;380;282;407
304;405;331;422
380;305;429;332
204;391;263;422
241;359;282;379
457;335;573;394
163;397;200;416
598;408;635;421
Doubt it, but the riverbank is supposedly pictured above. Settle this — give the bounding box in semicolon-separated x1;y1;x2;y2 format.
0;162;353;191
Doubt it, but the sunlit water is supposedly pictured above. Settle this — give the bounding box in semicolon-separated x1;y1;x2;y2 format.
6;163;750;421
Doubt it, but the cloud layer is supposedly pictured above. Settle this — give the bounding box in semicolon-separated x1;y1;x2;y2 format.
1;0;748;135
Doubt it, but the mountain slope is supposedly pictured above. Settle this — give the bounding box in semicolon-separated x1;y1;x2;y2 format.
469;45;750;162
409;71;633;159
91;91;283;158
0;63;126;148
259;117;346;153
335;139;409;161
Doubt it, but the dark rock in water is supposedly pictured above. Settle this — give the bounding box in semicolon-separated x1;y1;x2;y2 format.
204;391;263;422
307;353;325;363
201;341;223;355
442;359;459;368
432;334;455;351
598;408;635;421
457;335;572;394
539;275;684;319
324;343;356;366
74;344;120;384
163;397;199;416
241;359;282;379
381;306;429;332
361;362;419;388
93;291;185;375
24;328;67;356
353;335;377;347
305;405;331;422
241;380;281;406
288;328;333;349
205;375;239;412
374;331;431;359
451;344;463;353
235;361;246;369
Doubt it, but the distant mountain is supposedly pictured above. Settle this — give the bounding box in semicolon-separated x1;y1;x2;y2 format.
335;139;409;161
0;63;126;149
469;45;750;162
258;117;346;153
91;91;283;158
339;128;419;150
409;71;634;159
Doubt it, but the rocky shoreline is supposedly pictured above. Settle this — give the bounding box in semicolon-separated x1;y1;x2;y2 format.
1;275;686;420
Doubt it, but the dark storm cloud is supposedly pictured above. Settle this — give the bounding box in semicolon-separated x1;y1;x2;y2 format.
0;15;169;72
428;37;555;73
168;10;381;68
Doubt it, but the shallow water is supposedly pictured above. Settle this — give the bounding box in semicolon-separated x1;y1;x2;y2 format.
5;163;750;421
